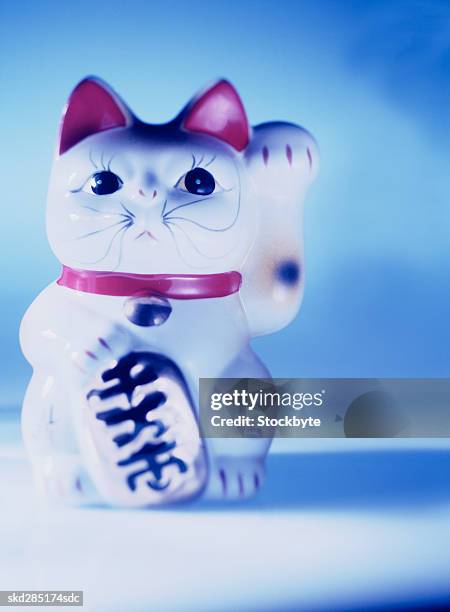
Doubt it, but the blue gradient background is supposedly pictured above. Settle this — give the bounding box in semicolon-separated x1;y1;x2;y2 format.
2;3;450;610
1;0;449;408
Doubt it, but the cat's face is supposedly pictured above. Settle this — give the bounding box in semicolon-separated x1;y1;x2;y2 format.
47;79;255;274
47;77;319;334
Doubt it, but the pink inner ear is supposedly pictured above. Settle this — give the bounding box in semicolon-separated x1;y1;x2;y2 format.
183;80;249;151
59;79;127;155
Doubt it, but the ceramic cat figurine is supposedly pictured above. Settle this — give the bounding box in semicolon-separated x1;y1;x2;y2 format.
20;78;318;507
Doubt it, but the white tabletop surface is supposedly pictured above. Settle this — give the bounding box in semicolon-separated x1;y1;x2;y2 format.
1;414;450;612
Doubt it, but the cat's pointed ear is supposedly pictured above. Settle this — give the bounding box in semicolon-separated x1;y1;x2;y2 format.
58;77;134;155
182;80;249;151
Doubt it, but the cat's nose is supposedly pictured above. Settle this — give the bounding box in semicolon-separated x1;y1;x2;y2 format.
138;189;158;200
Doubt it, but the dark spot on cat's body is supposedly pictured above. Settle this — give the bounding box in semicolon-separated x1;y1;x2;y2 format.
276;260;300;286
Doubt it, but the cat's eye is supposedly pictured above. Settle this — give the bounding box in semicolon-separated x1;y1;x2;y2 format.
181;168;216;196
89;171;123;196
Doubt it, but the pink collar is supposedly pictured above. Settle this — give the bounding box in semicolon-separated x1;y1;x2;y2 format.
57;266;242;299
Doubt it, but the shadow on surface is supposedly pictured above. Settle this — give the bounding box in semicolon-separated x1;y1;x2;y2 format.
189;450;450;513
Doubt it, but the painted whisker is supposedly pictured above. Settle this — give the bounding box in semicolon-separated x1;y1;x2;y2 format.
75;217;131;240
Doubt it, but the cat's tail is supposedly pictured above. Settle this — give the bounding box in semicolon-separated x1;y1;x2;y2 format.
75;351;207;507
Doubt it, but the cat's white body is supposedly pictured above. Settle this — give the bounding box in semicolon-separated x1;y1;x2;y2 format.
20;78;318;507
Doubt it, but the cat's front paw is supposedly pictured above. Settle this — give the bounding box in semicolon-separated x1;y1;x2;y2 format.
70;326;133;382
77;351;207;507
204;456;265;500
